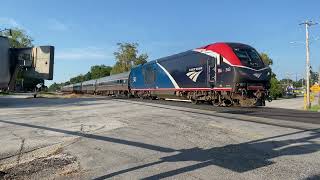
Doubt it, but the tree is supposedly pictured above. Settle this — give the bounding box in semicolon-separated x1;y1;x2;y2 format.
293;79;303;88
270;76;282;99
48;83;61;92
69;74;86;84
260;53;282;98
279;78;293;86
111;43;148;74
90;65;112;79
260;53;273;66
310;67;319;85
2;28;33;48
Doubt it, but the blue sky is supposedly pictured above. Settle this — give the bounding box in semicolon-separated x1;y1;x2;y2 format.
1;0;320;85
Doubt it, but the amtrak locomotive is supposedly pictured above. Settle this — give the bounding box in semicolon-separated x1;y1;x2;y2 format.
62;42;271;107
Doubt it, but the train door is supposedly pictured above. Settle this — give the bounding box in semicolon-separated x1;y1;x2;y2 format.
207;57;216;87
142;64;156;89
215;54;223;87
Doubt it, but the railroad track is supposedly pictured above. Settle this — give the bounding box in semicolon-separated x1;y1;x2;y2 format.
124;98;320;125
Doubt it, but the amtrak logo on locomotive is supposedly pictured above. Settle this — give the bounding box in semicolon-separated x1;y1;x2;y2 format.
186;67;203;82
253;73;262;78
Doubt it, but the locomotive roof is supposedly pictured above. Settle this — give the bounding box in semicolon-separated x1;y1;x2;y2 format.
154;50;193;64
64;84;73;87
143;42;254;65
96;71;130;83
224;42;254;49
82;79;97;85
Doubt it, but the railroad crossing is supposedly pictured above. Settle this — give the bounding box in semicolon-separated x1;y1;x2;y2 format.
0;94;319;179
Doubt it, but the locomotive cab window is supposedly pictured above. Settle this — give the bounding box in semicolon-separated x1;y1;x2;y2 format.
233;48;264;68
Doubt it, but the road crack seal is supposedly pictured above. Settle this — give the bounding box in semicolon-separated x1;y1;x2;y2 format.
16;139;25;165
11;132;26;165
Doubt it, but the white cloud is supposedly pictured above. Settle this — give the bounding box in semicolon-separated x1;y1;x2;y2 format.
55;47;113;60
0;17;21;28
48;19;68;31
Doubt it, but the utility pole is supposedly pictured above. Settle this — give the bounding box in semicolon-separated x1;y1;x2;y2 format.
286;72;290;87
318;66;320;105
318;66;320;84
300;20;317;109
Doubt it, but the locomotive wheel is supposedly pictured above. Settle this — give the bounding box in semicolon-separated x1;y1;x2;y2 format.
150;96;157;100
212;100;220;107
191;99;199;104
224;99;233;107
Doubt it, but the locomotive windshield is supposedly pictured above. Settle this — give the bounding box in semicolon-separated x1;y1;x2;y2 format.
233;48;265;68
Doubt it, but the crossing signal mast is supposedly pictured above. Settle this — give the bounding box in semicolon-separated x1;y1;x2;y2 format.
299;20;318;109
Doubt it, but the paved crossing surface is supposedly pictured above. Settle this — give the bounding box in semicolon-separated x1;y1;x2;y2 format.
0;95;319;179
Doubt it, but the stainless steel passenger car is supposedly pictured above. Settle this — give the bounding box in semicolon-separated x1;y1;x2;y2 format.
96;72;130;96
82;79;97;94
73;83;82;93
61;84;73;92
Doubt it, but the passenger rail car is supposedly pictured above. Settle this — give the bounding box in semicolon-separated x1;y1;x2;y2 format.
61;84;73;92
73;83;82;94
62;72;130;96
62;42;271;107
96;72;130;96
82;79;96;94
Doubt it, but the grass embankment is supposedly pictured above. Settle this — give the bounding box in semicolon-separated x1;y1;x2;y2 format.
37;92;82;98
310;105;320;112
0;92;11;96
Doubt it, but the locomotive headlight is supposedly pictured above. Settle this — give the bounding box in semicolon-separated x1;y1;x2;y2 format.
267;71;271;76
238;83;246;87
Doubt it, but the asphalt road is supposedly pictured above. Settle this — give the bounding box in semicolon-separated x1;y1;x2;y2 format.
0;95;319;179
126;98;320;126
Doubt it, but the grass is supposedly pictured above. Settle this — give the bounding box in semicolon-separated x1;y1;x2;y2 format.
310;105;320;112
0;91;10;96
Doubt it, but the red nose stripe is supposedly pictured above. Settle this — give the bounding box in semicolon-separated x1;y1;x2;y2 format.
195;43;242;66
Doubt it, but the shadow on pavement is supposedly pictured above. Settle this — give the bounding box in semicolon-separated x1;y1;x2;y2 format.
0;119;318;179
0;119;175;153
94;129;320;179
0;96;111;109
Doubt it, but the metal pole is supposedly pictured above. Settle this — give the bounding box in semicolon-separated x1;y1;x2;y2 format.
318;66;320;105
300;21;317;109
305;23;311;109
